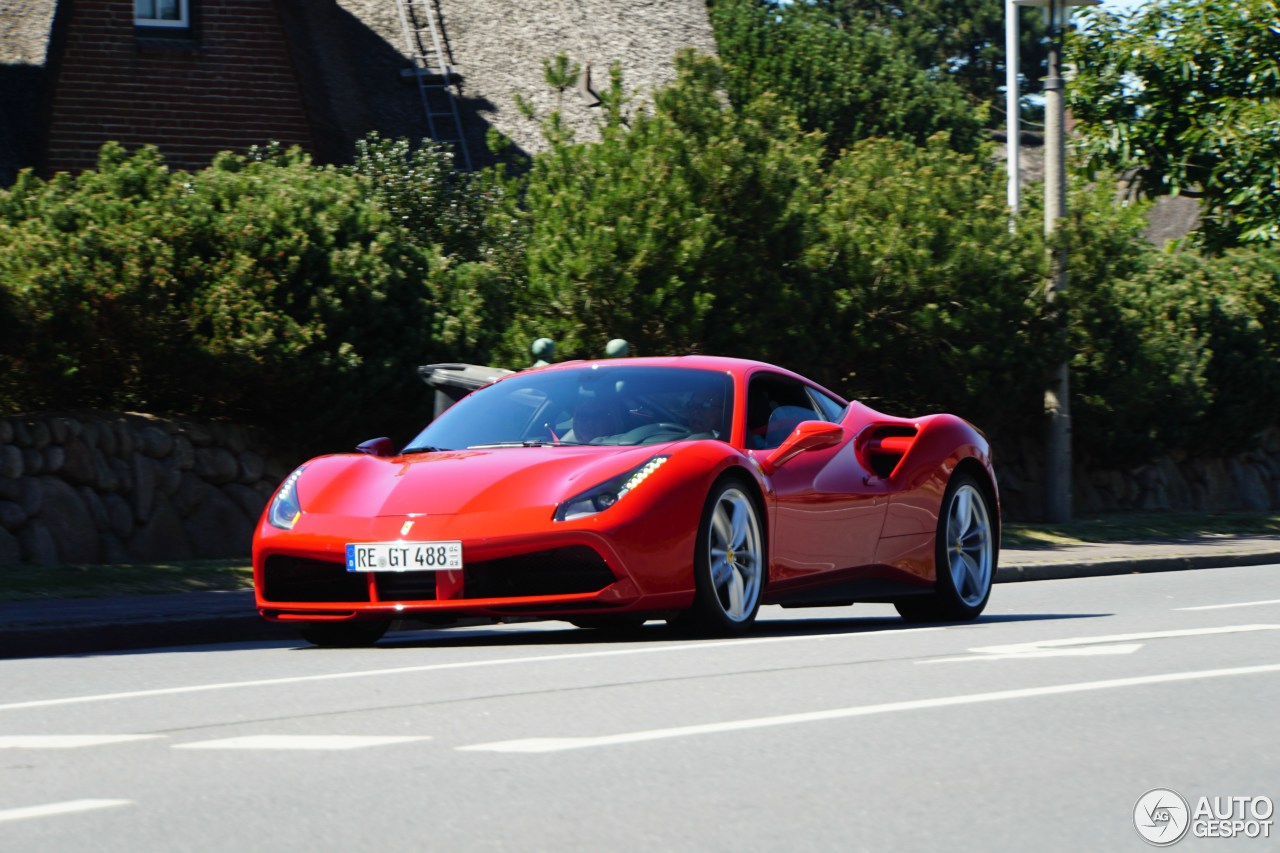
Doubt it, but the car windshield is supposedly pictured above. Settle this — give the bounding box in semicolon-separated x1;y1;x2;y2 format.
404;365;734;451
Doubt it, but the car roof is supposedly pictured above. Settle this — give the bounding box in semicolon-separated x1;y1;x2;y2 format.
507;355;848;405
523;354;797;378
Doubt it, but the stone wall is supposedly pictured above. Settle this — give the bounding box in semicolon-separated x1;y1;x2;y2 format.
0;412;298;568
997;428;1280;520
3;411;1278;567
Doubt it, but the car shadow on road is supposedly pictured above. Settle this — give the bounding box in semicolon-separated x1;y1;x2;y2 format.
363;610;1115;652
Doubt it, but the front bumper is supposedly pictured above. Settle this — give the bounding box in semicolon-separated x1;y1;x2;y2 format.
253;507;696;622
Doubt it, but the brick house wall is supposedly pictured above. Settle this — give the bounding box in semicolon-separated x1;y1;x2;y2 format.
45;0;315;174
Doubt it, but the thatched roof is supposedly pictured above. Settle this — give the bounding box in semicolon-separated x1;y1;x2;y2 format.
0;0;56;183
312;0;718;165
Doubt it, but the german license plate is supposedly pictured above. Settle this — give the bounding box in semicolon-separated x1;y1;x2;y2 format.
345;541;463;572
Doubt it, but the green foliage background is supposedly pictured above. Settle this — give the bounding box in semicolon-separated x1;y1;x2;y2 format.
708;0;983;156
2;3;1279;484
1069;0;1280;249
709;0;1050;143
0;142;485;452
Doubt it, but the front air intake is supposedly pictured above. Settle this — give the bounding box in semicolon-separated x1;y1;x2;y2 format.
462;546;616;599
261;556;370;603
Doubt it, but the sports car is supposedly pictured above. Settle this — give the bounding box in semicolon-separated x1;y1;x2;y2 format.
253;355;999;646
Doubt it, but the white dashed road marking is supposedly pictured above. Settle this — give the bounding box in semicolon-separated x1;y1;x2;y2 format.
459;663;1280;753
172;735;431;751
0;735;159;749
0;626;944;713
0;799;131;823
1177;599;1280;611
920;624;1280;663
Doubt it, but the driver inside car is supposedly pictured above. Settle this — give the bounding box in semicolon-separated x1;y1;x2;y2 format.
686;389;724;438
568;398;622;443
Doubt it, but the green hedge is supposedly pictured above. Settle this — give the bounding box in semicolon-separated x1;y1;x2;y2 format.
3;57;1279;471
802;135;1050;433
0;143;442;451
1073;247;1280;464
708;0;983;156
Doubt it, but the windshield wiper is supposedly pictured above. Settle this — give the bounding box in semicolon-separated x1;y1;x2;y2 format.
466;440;581;449
401;445;447;454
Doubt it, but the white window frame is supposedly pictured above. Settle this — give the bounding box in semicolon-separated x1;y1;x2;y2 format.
135;0;190;29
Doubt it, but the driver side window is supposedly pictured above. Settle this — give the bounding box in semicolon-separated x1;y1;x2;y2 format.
745;374;822;450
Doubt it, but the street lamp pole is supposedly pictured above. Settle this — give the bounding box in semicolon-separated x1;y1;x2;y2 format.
1009;0;1096;523
1042;0;1072;523
1006;0;1021;216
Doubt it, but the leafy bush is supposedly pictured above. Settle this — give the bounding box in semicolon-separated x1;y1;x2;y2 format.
0;143;444;450
505;54;1054;442
501;51;1280;463
709;0;984;156
506;53;828;368
1069;0;1280;249
349;134;528;364
803;136;1049;434
0;144;206;415
1072;246;1280;463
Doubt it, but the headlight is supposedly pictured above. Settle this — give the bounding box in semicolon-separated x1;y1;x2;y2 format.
267;466;307;530
554;456;669;522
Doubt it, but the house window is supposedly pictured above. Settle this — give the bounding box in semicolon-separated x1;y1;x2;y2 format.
135;0;190;29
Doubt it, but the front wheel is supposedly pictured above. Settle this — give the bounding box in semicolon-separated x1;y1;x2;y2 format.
895;472;996;622
297;619;390;648
680;479;766;635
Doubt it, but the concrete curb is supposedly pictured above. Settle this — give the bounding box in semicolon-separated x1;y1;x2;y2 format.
3;549;1279;659
997;550;1280;583
0;616;296;660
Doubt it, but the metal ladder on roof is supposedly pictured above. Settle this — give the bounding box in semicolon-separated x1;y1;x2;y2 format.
393;0;472;171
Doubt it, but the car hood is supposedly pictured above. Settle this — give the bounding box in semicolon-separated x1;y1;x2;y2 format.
297;445;668;518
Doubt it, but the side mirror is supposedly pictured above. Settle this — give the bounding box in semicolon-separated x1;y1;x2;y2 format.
760;421;844;474
355;436;396;457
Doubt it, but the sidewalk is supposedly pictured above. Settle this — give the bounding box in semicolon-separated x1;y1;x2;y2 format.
999;535;1280;580
3;536;1280;659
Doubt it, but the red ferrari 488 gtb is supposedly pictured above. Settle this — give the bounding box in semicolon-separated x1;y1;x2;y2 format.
253;356;999;646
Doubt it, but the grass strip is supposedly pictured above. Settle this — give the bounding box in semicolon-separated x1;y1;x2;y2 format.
1002;511;1280;547
0;559;252;602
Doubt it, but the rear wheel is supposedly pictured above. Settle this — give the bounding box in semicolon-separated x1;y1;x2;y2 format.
895;472;996;622
681;479;765;635
296;619;390;648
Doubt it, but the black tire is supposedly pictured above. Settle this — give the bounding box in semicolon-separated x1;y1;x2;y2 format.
680;477;766;636
894;472;997;622
297;620;390;648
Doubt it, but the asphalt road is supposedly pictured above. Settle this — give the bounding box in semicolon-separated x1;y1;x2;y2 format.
2;565;1279;852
